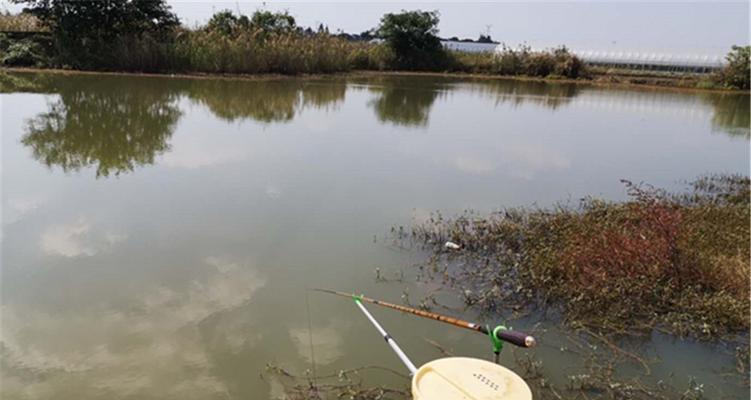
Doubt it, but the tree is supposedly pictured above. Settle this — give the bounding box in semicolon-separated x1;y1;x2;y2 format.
206;10;246;35
375;10;447;70
14;0;178;40
12;0;179;66
477;34;493;43
713;45;750;90
250;10;296;33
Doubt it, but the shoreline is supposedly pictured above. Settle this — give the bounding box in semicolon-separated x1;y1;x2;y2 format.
2;66;747;95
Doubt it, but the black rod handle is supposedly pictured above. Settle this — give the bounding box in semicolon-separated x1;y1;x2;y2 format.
495;329;536;348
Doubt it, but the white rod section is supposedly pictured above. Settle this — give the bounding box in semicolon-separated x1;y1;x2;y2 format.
355;299;418;375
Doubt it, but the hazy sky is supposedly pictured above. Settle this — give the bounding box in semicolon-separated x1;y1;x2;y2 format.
4;1;749;55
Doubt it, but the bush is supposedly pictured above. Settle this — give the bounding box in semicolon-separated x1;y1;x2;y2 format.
712;45;750;90
1;38;46;66
374;10;449;70
0;33;52;67
447;45;586;78
14;0;179;68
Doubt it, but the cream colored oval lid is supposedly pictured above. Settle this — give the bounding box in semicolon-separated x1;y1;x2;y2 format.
411;357;532;400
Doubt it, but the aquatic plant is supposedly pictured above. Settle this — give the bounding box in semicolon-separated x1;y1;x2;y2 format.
410;175;750;339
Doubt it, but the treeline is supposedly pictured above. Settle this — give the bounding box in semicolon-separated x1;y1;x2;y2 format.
0;3;583;78
0;2;748;89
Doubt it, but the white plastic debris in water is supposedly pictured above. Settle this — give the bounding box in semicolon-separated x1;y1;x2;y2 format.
444;241;461;250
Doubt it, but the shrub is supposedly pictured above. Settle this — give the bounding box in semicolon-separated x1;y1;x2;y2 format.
712;45;750;90
551;46;585;78
13;0;179;68
0;37;47;66
494;45;528;75
446;45;586;78
374;10;449;70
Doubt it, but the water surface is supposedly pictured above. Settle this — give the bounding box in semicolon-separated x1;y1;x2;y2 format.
2;71;748;399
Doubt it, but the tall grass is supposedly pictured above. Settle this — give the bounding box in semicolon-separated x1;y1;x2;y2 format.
0;12;45;32
174;29;358;74
450;45;587;79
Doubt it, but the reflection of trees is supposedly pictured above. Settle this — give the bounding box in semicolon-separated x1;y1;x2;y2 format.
20;75;181;177
10;69;748;182
359;76;578;127
184;78;346;123
365;77;444;127
701;93;750;138
12;72;347;177
471;80;580;110
0;71;53;93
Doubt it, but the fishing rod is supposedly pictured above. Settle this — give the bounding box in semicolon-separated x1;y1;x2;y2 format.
314;288;535;364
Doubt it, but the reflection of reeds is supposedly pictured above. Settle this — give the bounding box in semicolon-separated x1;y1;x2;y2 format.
463;79;580;110
702;93;751;138
183;78;347;123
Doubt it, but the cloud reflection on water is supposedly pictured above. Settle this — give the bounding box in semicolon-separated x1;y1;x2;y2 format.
1;256;265;399
40;218;126;258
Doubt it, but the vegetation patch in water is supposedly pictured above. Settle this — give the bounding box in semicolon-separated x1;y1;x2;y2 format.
409;175;750;340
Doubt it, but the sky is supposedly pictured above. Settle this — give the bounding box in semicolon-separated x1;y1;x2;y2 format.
3;1;749;55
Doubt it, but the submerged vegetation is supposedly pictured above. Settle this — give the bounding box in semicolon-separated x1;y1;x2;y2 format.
261;175;750;400
410;175;750;340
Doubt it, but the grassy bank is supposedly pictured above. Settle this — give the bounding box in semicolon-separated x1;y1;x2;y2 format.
409;174;750;340
2;10;748;91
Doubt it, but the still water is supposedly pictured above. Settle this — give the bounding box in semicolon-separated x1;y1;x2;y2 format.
1;71;748;399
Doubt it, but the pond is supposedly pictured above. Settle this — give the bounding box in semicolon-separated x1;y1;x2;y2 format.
1;71;748;399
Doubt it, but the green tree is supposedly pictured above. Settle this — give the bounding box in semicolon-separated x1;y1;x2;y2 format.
206;10;296;38
375;10;447;70
12;0;178;66
713;45;750;90
250;10;296;33
206;10;248;36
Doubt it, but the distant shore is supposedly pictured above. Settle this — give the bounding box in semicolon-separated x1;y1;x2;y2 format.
2;66;746;94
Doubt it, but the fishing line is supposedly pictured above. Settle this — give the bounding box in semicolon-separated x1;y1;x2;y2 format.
304;288;318;390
